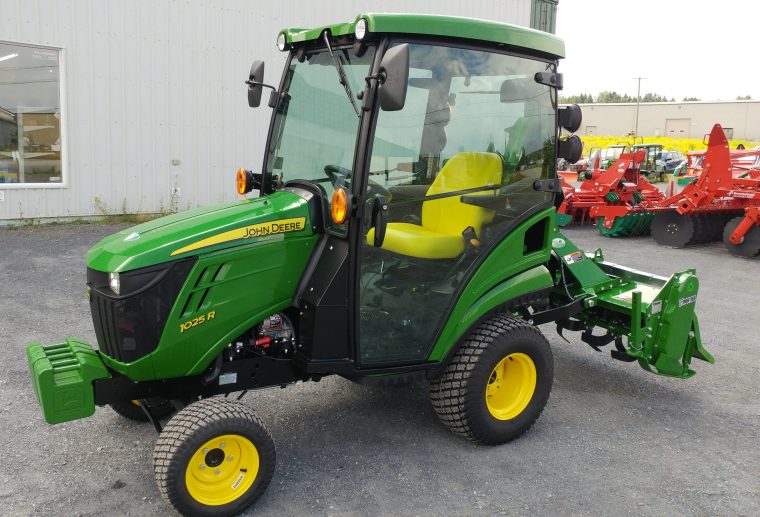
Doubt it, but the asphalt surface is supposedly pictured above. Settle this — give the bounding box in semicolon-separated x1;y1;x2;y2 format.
0;221;758;516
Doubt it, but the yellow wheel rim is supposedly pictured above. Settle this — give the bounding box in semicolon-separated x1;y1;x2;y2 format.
485;352;537;420
185;434;259;506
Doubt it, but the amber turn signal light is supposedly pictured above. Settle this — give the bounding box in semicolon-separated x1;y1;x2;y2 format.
237;168;252;195
331;187;349;224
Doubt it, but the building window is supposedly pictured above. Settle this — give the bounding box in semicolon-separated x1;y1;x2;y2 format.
0;42;63;186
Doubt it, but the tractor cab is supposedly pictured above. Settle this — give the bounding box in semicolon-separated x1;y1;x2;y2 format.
631;143;665;181
243;18;569;366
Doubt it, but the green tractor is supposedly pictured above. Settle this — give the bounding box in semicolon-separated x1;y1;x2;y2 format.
631;143;666;181
27;14;713;516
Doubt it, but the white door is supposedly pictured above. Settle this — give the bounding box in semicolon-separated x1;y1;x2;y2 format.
665;118;690;137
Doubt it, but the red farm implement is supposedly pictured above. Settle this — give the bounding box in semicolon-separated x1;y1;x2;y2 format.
557;147;665;232
593;124;760;257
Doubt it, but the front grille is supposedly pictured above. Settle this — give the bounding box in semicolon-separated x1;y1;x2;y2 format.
87;259;195;363
92;292;122;360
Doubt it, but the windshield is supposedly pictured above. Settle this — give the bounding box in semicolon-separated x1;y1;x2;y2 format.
265;45;375;200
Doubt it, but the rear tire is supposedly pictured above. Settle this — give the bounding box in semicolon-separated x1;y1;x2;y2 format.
154;398;276;516
110;398;176;422
429;314;553;445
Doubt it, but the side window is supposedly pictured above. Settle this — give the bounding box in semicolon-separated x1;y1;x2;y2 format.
366;44;555;249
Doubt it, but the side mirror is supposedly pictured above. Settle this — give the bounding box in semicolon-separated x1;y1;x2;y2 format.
248;61;265;107
558;135;583;164
377;44;409;111
558;104;582;133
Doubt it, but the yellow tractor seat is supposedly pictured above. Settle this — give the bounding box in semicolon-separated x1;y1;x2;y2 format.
367;152;503;259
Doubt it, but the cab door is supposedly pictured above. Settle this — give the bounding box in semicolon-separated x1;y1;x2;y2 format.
356;42;557;366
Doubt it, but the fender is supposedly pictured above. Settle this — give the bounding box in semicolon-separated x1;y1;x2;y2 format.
428;264;554;365
426;208;556;363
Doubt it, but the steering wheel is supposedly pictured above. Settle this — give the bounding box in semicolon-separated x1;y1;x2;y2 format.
324;164;392;199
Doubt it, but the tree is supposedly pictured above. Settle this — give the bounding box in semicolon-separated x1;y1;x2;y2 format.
683;96;700;101
736;95;752;100
563;91;678;104
641;93;669;102
597;91;626;103
559;93;594;104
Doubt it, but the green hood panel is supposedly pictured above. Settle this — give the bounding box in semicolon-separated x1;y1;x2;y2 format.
87;192;311;272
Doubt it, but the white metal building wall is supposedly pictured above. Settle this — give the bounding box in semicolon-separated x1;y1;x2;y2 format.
0;0;532;221
577;101;760;141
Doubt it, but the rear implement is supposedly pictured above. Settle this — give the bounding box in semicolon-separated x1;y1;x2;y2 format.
548;230;711;378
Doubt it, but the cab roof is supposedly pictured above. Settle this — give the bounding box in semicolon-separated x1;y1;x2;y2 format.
282;13;565;59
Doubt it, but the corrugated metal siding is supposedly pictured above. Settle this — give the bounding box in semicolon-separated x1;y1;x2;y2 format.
531;0;558;33
0;0;532;221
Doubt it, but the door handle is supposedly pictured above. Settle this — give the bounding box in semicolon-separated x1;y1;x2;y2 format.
371;195;389;247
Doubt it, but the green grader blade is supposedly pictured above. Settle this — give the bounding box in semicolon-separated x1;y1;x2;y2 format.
596;212;654;237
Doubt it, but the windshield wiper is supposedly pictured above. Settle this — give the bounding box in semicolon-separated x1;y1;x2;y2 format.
322;32;360;117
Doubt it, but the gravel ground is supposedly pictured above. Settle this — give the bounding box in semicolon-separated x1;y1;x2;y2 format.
0;222;758;516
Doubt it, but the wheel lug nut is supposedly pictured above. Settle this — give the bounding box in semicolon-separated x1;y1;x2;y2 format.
220;442;225;449
203;448;209;453
199;464;206;470
215;469;221;475
227;456;233;462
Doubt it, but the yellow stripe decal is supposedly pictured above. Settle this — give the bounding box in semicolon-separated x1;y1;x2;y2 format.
171;217;306;256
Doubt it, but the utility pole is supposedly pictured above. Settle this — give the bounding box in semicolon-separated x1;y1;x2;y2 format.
633;77;647;138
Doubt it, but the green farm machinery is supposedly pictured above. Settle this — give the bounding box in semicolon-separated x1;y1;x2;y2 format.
27;14;712;516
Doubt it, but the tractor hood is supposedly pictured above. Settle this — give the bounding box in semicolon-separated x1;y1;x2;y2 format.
87;191;313;273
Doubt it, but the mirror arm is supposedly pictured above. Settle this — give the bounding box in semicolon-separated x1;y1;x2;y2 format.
244;80;277;92
361;72;385;111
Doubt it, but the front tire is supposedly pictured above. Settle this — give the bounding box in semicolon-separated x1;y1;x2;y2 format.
153;398;276;516
430;315;553;445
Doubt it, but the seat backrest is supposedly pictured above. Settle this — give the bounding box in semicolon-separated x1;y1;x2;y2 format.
421;152;502;236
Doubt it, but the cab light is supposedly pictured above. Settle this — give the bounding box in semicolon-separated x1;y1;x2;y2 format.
277;33;287;51
331;187;349;225
355;18;368;40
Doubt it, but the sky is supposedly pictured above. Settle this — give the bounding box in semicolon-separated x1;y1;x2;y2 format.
555;0;760;102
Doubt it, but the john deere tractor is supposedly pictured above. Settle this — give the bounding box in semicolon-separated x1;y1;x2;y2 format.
27;14;712;516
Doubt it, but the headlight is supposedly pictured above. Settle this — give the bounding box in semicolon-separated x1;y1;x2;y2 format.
277;33;287;51
108;272;120;296
355;18;367;40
